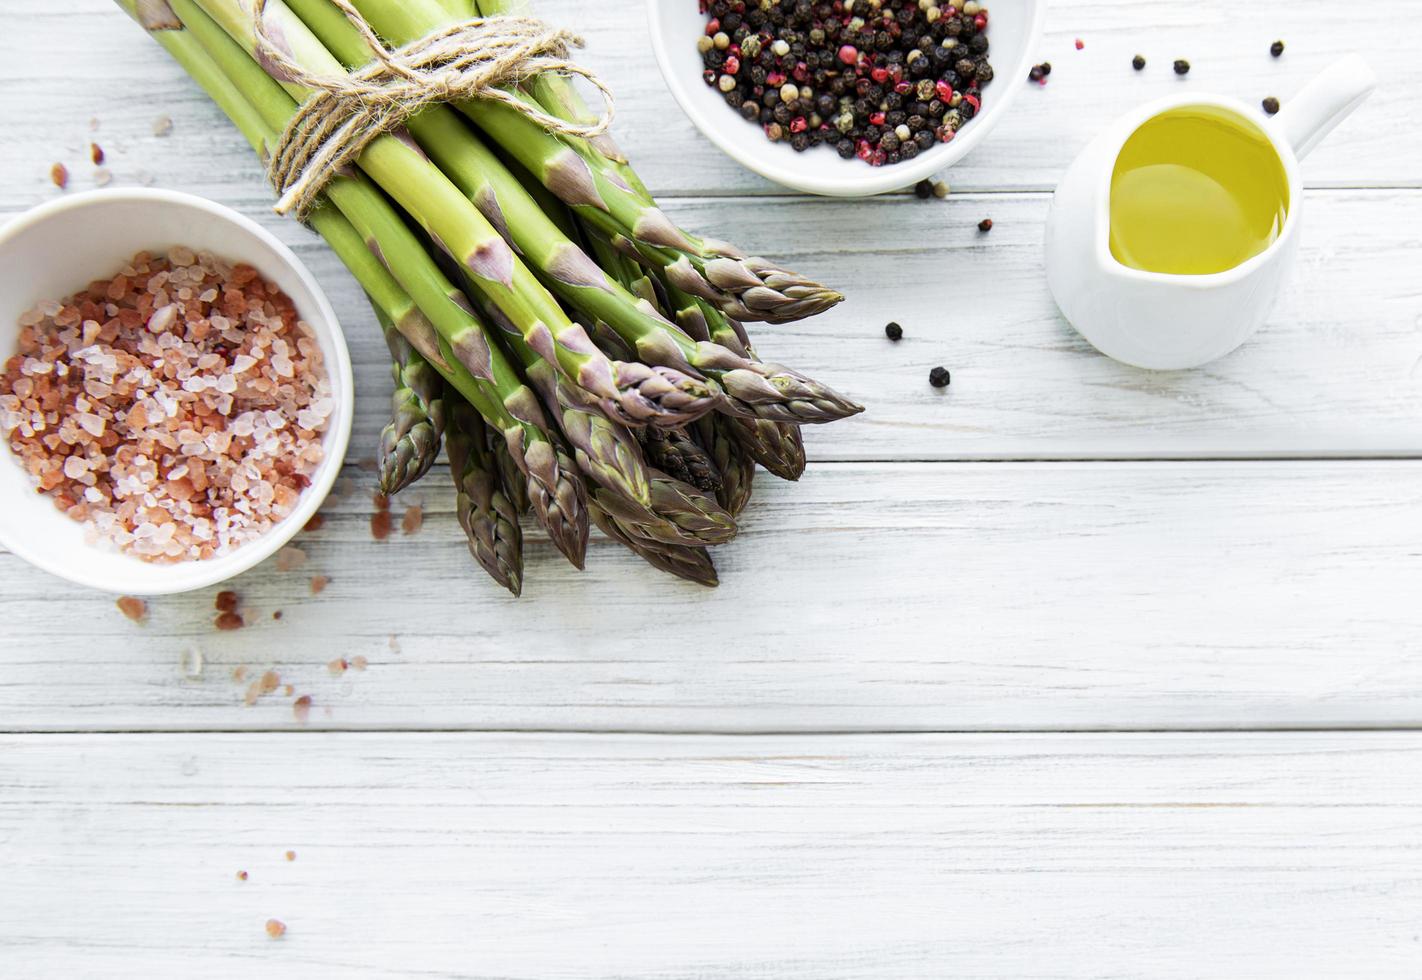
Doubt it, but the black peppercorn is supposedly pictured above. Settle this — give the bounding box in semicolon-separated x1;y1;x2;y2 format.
1262;96;1280;115
885;322;904;341
914;180;933;200
1132;54;1146;71
978;218;993;232
1174;59;1191;75
1271;40;1285;58
929;366;951;388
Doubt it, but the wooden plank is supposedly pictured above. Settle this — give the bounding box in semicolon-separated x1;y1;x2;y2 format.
1;0;1417;204
3;460;1422;733
2;731;1420;977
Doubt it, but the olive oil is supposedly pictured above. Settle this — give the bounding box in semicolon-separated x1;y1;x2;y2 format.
1109;107;1289;276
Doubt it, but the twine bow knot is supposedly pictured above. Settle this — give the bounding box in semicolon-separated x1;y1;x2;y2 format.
251;0;614;218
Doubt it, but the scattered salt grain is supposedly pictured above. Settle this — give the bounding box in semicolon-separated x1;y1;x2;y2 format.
275;546;306;572
292;696;312;724
50;163;69;189
309;574;328;595
94;168;112;187
401;504;423;536
153;115;173;137
265;919;286;939
116;595;147;622
181;646;204;679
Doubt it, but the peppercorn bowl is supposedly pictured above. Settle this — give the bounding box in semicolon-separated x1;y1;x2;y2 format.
0;189;354;595
648;0;1046;196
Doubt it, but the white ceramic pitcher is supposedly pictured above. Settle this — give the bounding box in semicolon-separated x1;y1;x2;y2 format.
1045;55;1377;370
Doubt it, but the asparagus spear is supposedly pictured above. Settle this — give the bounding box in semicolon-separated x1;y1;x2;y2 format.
592;471;736;548
641;426;722;494
657;264;811;482
151;0;589;566
471;0;651;201
375;304;446;496
588;499;718;589
695;415;757;519
345;0;845;325
447;398;524;596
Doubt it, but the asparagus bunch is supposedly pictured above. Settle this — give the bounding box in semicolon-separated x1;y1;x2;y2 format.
115;0;862;590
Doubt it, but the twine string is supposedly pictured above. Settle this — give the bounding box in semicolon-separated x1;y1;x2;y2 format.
250;0;615;217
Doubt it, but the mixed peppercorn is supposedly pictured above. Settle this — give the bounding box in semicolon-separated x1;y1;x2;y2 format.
697;0;996;167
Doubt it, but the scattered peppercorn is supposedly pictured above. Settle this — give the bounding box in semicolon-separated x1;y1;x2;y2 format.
1262;96;1280;115
885;322;904;341
914;179;933;199
1132;54;1146;71
1271;40;1285;58
933;180;951;198
697;0;996;167
929;366;952;388
50;163;68;189
978;218;993;232
265;919;286;939
1174;59;1191;76
1075;39;1085;50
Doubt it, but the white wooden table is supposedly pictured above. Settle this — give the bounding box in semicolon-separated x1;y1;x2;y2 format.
3;1;1422;976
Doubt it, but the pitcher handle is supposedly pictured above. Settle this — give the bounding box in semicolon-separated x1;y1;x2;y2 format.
1277;54;1378;161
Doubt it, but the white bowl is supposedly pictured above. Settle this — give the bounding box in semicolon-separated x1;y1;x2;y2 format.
647;0;1045;197
0;189;353;595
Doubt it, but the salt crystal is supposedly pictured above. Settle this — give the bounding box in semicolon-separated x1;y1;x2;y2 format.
148;304;178;334
77;413;106;436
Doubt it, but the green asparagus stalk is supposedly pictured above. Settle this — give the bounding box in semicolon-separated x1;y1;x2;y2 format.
151;0;589;566
490;425;531;517
345;0;845;324
588;499;719;589
374;304;446;495
641;427;721;494
592;471;736;548
447;398;524;596
695;415;756;519
656;264;811;482
471;0;651;201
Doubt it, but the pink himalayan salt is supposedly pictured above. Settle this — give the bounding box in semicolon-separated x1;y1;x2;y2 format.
0;249;332;563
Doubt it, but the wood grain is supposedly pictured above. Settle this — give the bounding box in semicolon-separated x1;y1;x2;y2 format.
4;459;1421;733
2;731;1420;978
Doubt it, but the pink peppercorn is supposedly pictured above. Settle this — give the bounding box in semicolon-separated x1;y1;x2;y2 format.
895;80;913;95
838;44;858;66
871;67;889;84
767;71;786;87
975;12;988;29
936;81;955;102
964;94;981;112
724;55;740;74
705;18;719;35
789;117;808;133
869;111;886;126
1075;38;1085;50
